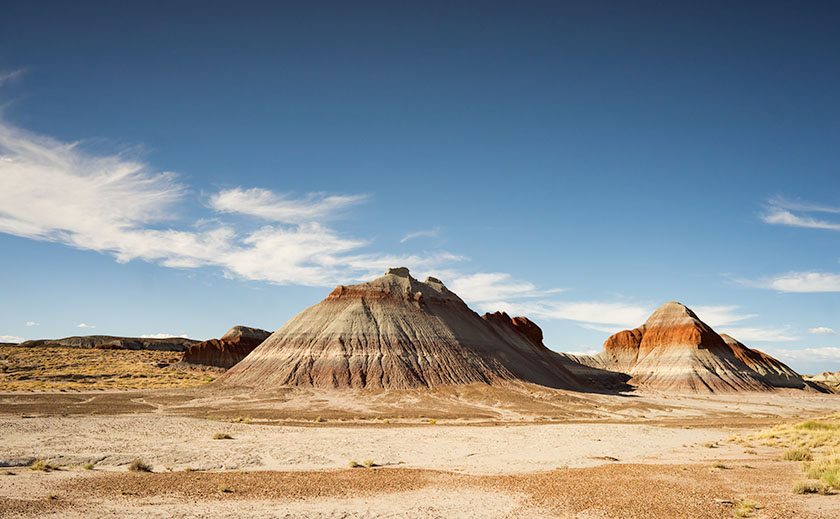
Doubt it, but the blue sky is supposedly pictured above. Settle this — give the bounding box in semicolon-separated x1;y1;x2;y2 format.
1;1;839;373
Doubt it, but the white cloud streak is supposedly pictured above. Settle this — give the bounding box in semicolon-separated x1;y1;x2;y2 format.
25;321;39;327
478;300;653;328
718;326;798;342
0;335;23;343
759;272;840;293
449;272;556;303
767;197;840;214
140;333;189;339
809;327;838;335
400;228;439;243
761;197;840;231
692;305;757;327
765;347;840;364
76;323;95;329
0;118;457;287
0;69;25;86
761;208;840;231
209;187;368;224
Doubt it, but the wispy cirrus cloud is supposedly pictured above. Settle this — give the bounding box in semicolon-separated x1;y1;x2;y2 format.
209;187;368;224
717;326;798;342
449;272;563;303
809;327;838;335
400;227;440;243
0;69;25;86
479;300;653;330
761;197;840;231
753;271;840;293
764;347;840;364
692;305;757;327
0;118;459;287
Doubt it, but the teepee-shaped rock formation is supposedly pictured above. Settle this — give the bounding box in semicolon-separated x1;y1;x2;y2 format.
583;301;809;393
181;326;271;369
217;268;592;390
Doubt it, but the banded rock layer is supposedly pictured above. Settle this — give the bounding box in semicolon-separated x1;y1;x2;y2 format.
580;302;808;393
17;335;198;352
218;268;597;390
181;326;271;369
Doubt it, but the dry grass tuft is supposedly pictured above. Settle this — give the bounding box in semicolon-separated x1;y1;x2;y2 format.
29;459;59;472
792;480;832;495
348;460;360;468
733;499;760;518
782;447;812;461
128;458;152;472
212;432;233;440
82;462;95;470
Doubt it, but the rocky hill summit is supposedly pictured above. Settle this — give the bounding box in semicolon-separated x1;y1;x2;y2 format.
578;301;810;393
180;326;271;369
217;267;610;390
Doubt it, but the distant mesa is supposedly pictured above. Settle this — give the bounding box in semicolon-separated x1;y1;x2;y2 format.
180;326;272;370
804;371;840;393
17;335;198;352
217;268;623;390
576;301;812;393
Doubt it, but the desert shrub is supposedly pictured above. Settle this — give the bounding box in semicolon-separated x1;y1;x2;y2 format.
363;459;375;467
348;460;360;468
792;480;832;495
796;421;840;431
803;454;840;488
429;419;437;424
734;499;760;518
82;462;95;470
315;416;326;423
710;461;727;469
783;448;812;461
128;458;152;472
30;459;58;472
213;432;233;440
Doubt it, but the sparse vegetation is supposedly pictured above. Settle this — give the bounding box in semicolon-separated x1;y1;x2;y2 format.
232;416;250;423
782;447;812;461
213;432;233;440
315;416;326;423
711;461;727;469
733;499;760;518
0;345;209;391
363;459;375;468
82;462;95;470
429;419;437;424
348;460;360;468
792;480;832;495
739;414;840;490
128;458;152;472
30;459;59;472
46;493;58;500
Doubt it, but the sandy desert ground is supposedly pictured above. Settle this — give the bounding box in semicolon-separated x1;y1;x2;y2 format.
2;346;840;518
